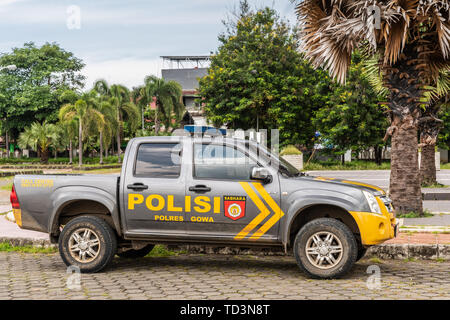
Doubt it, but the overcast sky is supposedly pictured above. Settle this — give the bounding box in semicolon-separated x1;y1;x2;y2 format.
1;0;298;89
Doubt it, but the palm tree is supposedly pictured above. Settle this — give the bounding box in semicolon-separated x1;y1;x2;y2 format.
59;119;78;164
18;121;59;164
419;71;450;185
364;59;450;185
90;96;117;164
143;76;185;134
295;0;450;214
59;92;105;166
94;80;140;163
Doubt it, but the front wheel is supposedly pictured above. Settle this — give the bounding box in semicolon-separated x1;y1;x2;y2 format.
356;247;368;262
58;215;117;273
294;218;357;279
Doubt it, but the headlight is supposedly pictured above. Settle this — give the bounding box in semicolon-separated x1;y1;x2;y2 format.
362;190;382;214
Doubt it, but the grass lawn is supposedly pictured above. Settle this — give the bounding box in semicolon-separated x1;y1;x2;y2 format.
70;168;121;174
0;182;13;191
304;160;391;171
441;163;450;169
0;242;57;254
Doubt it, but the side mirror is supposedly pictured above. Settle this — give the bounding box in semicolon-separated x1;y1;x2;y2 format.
251;167;272;183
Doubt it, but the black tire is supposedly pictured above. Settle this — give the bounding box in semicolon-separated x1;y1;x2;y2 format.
356;247;368;262
293;218;357;279
117;245;155;258
58;215;117;273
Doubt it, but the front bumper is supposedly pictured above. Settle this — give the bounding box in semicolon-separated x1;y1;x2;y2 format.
349;210;397;246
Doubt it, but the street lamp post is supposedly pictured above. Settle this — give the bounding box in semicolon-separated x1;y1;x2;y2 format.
0;65;16;158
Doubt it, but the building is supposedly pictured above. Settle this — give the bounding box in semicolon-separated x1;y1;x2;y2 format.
161;55;210;126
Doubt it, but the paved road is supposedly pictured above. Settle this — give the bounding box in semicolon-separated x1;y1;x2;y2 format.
0;252;448;300
307;170;450;213
306;169;450;189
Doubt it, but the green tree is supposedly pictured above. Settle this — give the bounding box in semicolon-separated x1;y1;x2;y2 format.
93;80;140;163
0;42;84;141
89;95;117;164
199;2;328;148
141;76;184;134
59;92;105;166
313;53;390;164
17;121;59;163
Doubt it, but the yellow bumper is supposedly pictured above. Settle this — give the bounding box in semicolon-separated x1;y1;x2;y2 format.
12;209;22;227
350;198;397;245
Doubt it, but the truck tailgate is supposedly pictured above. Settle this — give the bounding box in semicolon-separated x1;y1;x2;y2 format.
13;174;119;233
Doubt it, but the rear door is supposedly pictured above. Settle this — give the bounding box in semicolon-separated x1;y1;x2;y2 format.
185;141;282;243
122;139;186;236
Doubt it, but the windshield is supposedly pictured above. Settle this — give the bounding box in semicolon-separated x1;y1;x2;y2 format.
246;142;302;177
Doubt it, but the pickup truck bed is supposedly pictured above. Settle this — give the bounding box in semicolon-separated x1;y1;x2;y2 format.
14;174;120;235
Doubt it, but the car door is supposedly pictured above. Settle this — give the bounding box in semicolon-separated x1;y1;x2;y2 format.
122;140;186;236
185;141;282;243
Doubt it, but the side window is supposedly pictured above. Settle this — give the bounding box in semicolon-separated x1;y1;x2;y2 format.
193;144;257;180
135;143;181;178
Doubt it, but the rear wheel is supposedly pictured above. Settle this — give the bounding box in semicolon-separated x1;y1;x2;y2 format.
58;215;117;273
294;218;357;279
117;245;155;258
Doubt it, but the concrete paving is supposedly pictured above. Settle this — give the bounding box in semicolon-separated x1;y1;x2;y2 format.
0;252;447;300
402;214;450;226
0;214;48;241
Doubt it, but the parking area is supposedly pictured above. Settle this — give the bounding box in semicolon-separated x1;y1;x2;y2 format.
0;252;448;300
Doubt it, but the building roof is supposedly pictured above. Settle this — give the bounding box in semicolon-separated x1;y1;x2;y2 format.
161;56;211;61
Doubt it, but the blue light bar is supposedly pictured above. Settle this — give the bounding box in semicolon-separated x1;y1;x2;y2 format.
184;125;226;136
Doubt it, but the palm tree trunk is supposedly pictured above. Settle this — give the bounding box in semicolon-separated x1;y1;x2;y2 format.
117;111;121;163
155;107;160;135
78;119;83;166
420;144;436;185
5;130;9;158
374;146;382;166
99;131;104;165
69;140;73;165
117;130;121;164
389;115;423;214
40;146;49;164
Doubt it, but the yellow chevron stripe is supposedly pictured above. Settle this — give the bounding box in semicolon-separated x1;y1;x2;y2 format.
249;183;285;240
341;180;385;194
234;182;270;240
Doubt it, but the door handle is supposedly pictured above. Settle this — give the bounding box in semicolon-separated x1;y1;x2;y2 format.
189;185;211;193
127;183;148;191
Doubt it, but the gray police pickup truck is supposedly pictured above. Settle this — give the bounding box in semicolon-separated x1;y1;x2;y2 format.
10;135;397;278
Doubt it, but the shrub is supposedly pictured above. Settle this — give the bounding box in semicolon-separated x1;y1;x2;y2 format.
280;145;302;156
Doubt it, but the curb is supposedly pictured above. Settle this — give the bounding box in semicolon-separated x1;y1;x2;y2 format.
0;170;43;177
0;237;56;248
367;244;449;260
0;239;448;261
166;244;449;261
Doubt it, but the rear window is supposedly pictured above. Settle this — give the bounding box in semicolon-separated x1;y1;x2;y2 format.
134;143;181;178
